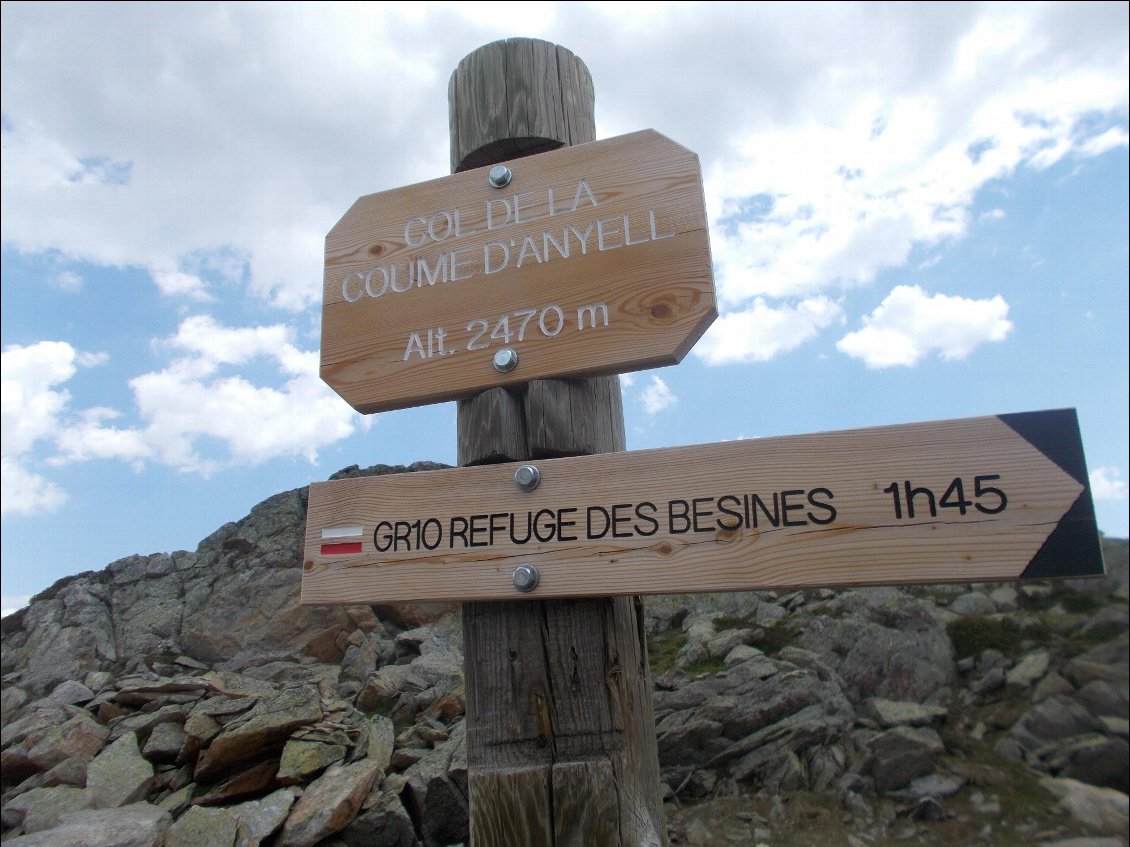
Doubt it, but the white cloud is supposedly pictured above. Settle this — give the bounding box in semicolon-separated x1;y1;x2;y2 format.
640;376;677;416
1090;467;1128;502
836;285;1012;368
1;2;1124;326
1;595;32;617
1;317;367;512
1078;127;1129;157
51;270;83;292
51;315;365;474
695;297;842;365
0;340;84;515
1;456;68;516
979;209;1006;223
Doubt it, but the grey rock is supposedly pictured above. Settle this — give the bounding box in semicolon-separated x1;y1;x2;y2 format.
1080;604;1128;637
1;685;30;718
1044;734;1129;792
1011;696;1101;751
1098;716;1129;739
950;592;995;616
231;787;298;847
48;681;94;707
1039;839;1127;847
276;760;382;847
989;585;1019;612
795;591;954;702
277;739;346;783
365;715;395;772
86;732;154;808
141;722;187;763
1077;680;1129;719
340;789;419;847
2;706;68;749
4;802;171;847
723;644;762;666
2;785;88;833
26;711;109;771
866;726;945;792
1034;672;1076;703
1006;650;1050;689
1039;777;1129;834
340;639;378;684
165;805;240;847
3;581;118;696
402;721;468;847
157;784;195;816
193;684;322;782
861;698;947;728
895;772;966;800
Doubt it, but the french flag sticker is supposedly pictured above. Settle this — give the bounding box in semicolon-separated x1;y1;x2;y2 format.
321;525;364;556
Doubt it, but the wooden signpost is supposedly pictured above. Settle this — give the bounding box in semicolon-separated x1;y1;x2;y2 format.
303;408;1103;605
321;129;715;413
305;37;1105;847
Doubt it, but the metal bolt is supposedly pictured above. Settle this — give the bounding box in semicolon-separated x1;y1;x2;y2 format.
492;347;518;373
514;464;541;492
512;565;539;593
488;165;513;188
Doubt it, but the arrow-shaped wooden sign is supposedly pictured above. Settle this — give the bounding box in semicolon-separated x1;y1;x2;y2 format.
301;408;1103;604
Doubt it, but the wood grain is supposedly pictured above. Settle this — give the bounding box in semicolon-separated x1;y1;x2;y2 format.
447;37;666;847
302;411;1096;604
320;128;715;413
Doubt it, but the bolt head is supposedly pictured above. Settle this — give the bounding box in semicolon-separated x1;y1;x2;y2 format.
513;565;539;592
488;165;513;188
492;347;518;373
514;464;541;492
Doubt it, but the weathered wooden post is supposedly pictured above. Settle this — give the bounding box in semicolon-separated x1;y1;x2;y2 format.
449;38;667;847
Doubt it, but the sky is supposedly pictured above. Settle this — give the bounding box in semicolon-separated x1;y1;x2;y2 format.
2;2;1127;615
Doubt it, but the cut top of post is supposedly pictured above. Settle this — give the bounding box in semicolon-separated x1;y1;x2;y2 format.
448;38;596;173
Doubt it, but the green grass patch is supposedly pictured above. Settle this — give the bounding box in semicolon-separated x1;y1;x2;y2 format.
758;622;798;656
713;614;754;632
647;629;686;675
947;616;1022;660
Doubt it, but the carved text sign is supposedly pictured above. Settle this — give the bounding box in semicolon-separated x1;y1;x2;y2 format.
302;409;1104;604
320;130;716;413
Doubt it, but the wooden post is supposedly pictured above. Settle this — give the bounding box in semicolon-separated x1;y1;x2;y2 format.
450;39;666;847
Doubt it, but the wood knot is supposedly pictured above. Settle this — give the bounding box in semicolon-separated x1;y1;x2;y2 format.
303;561;314;571
368;243;385;257
650;302;672;321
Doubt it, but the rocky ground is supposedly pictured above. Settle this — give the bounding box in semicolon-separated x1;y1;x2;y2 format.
1;462;1127;847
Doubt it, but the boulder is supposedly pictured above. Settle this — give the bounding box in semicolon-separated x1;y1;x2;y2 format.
1006;651;1050;689
193;685;321;782
860;699;947;728
1040;777;1129;835
2;785;88;834
4;802;170;847
950;592;995;616
86;732;154;809
340;789;419;847
866;726;945;793
228;787;297;846
26;711;109;772
795;589;954;702
164;805;240;847
402;721;468;847
275;760;382;847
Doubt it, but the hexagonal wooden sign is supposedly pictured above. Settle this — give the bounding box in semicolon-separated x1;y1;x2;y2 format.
320;129;716;413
